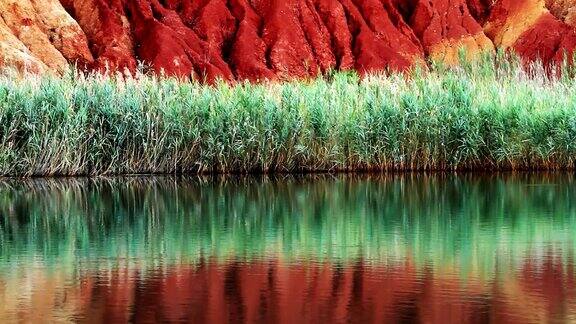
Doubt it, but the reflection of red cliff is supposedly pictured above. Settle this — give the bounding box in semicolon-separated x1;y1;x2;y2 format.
3;1;576;80
43;256;572;323
1;254;576;323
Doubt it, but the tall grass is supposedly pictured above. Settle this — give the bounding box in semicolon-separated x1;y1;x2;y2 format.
2;53;576;175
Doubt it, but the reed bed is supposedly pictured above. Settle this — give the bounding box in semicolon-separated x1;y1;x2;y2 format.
1;54;576;175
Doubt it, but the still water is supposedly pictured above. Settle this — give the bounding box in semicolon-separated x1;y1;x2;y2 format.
0;174;575;323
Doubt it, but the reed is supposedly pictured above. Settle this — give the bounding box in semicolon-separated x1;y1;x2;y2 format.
1;53;576;175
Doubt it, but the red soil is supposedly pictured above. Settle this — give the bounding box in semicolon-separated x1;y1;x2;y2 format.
60;0;137;73
313;0;355;71
409;0;494;64
338;0;424;73
227;0;275;81
486;0;576;66
514;13;576;65
466;0;493;23
410;0;485;42
249;0;319;78
4;0;576;81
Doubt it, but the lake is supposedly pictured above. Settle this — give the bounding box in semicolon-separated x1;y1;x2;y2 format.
0;174;575;323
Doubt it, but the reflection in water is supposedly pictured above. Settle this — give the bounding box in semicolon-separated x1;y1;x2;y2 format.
0;174;575;323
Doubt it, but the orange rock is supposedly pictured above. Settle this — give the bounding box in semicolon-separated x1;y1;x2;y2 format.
410;0;494;65
486;0;576;65
0;0;69;73
0;0;94;74
484;0;548;49
29;0;93;68
546;0;576;26
0;16;47;74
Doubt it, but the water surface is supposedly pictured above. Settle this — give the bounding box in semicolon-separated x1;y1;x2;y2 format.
0;174;575;323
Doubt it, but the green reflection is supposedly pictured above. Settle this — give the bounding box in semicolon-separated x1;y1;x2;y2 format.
0;174;575;277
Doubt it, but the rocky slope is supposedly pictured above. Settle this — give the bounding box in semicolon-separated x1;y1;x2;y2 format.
0;0;576;81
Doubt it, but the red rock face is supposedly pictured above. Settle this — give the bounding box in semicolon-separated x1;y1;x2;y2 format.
312;0;355;71
466;0;493;23
227;0;275;81
249;0;322;78
409;0;494;64
337;0;424;73
2;0;576;80
60;0;136;73
546;0;576;27
485;0;576;65
515;14;576;65
126;0;235;81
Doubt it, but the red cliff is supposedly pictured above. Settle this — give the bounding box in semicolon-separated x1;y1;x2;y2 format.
485;0;576;65
1;0;576;80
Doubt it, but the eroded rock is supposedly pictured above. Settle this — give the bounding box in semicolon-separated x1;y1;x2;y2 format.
546;0;576;26
334;0;424;73
0;0;574;80
486;0;576;64
228;0;275;81
0;15;48;73
410;0;494;65
30;0;93;67
60;0;135;73
0;0;69;73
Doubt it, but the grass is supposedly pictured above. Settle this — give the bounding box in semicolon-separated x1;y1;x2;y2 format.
2;53;576;175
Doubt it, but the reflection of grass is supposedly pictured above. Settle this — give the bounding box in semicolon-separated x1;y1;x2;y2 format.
2;53;576;175
0;174;575;277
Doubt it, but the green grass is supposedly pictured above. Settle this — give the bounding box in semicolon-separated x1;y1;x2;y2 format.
2;53;576;175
